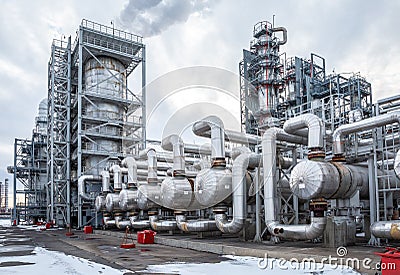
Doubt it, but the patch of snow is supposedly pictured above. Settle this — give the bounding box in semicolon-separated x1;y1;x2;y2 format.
0;247;132;275
143;255;361;275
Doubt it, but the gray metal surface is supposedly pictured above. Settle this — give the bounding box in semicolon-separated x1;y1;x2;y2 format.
215;152;260;233
175;214;217;232
194;167;232;207
283;114;324;149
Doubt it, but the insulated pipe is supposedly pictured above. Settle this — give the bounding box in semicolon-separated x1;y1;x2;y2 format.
116;219;131;230
267;217;327;240
137;184;161;210
121;157;137;184
149;215;177;231
161;135;185;175
271;27;288;45
283;114;324;150
129;215;150;229
175;214;218;232
395;149;400;178
100;170;110;193
371;221;400;240
78;175;95;201
192;116;225;162
147;148;158;183
109;165;123;190
262;128;326;241
215;152;260;233
333;111;400;157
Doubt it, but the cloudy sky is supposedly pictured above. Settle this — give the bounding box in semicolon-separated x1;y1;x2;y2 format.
0;0;399;202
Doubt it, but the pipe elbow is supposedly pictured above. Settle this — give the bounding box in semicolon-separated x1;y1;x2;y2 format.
192;115;224;137
122;157;138;184
161;134;183;151
267;217;327;240
271;27;287;45
78;175;94;201
215;213;244;234
283;114;324;149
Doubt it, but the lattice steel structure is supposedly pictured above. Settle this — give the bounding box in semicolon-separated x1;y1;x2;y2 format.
47;37;72;225
46;19;146;227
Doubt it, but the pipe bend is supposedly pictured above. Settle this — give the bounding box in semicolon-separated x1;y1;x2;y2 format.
267;217;327;240
121;157;138;184
215;152;260;234
271;27;287;45
332;111;400;156
78;175;95;201
192;116;225;160
283;114;324;149
161;134;185;174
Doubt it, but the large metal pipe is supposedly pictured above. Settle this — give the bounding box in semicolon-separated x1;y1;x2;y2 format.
100;170;110;193
271;27;287;45
109;164;122;190
192;116;225;161
333;111;400;157
95;195;106;211
267;216;327;240
215;152;260;234
78;175;96;201
116;218;131;230
147;148;158;183
129;215;150;229
175;214;217;232
262;128;326;241
395;149;400;178
160;177;194;210
162;135;185;175
371;221;400;239
289;160;369;200
149;215;177;231
283;114;324;151
121;157;137;184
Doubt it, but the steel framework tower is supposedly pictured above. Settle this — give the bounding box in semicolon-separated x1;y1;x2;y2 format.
47;19;146;227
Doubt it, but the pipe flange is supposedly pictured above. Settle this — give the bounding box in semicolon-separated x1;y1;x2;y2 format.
213;207;227;214
332;155;346;162
174;210;185;215
211;158;226;168
308;149;326;160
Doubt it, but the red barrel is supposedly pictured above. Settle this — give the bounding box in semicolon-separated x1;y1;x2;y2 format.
375;247;400;275
83;225;93;234
45;223;51;229
137;230;156;244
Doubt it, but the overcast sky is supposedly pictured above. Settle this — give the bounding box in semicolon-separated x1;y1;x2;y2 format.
1;0;399;201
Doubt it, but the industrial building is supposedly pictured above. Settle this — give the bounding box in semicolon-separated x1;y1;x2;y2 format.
8;19;400;249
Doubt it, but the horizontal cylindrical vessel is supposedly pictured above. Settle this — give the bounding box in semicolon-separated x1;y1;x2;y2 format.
95;195;106;212
119;189;138;211
105;193;121;212
289;160;368;200
137;184;161;210
194;167;232;207
160;177;194;210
